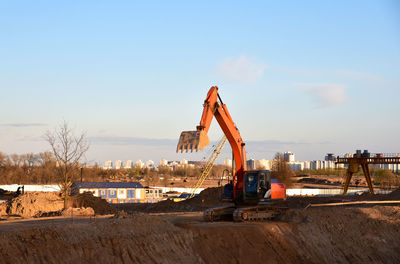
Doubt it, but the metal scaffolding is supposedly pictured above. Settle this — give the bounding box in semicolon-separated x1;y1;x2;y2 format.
187;135;227;199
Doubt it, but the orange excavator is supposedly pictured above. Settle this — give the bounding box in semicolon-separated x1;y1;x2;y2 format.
177;86;287;221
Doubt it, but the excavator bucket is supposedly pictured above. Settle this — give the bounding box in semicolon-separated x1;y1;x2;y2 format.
176;130;210;153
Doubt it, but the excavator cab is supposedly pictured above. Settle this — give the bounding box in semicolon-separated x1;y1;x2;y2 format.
243;170;271;204
241;170;286;204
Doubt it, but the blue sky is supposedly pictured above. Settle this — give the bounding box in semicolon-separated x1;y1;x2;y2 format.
1;0;399;164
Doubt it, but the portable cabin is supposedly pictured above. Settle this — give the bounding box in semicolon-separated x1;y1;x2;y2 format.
70;182;163;204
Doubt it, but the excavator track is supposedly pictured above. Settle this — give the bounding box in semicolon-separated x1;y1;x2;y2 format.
203;205;235;222
232;205;287;222
203;205;287;222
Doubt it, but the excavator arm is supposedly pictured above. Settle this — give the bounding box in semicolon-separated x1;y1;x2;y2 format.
177;86;247;197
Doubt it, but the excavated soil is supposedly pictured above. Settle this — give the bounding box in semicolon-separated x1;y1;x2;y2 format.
0;192;116;218
66;192;117;215
1;188;400;263
116;187;400;213
187;206;400;264
0;205;399;263
0;214;201;263
116;187;228;213
275;188;400;209
6;192;64;218
61;207;95;217
0;204;7;216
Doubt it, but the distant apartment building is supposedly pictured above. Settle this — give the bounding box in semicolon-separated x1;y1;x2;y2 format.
180;159;188;165
159;158;168;166
135;160;144;168
115;160;122;170
124;160;133;169
377;163;400;173
308;160;341;170
145;160;155;168
325;153;336;162
283;151;295;163
104;160;113;170
256;159;271;170
246;159;256;170
288;161;304;171
303;161;311;170
168;161;179;167
189;161;207;167
310;160;322;170
224;158;232;167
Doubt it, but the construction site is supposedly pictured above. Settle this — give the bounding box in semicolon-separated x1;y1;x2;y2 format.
0;187;400;263
2;2;399;262
1;86;400;263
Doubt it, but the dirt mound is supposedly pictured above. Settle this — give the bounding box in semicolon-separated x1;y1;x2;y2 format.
116;187;225;213
274;188;400;209
0;203;7;216
0;214;201;264
184;187;224;207
61;207;95;217
384;188;400;199
67;192;116;215
7;192;64;218
118;198;194;213
277;206;400;263
188;205;400;263
1;205;399;263
116;187;400;214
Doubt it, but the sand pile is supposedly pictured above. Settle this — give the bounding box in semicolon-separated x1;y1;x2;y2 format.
67;192;117;215
7;192;64;218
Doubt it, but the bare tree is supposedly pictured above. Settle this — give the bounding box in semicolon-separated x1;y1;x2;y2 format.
0;152;6;168
45;121;89;208
271;152;294;187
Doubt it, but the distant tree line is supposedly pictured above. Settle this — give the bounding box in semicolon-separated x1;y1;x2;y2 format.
0;151;231;185
0;151;57;184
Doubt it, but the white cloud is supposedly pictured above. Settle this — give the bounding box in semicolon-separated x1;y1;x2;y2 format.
296;83;349;107
216;55;267;83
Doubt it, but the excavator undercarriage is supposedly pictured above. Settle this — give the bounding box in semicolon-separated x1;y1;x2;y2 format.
203;204;287;222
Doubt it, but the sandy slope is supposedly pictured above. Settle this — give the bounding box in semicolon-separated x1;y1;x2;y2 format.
0;205;400;264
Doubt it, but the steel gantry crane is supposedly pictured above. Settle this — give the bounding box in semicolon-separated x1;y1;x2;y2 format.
336;151;400;195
